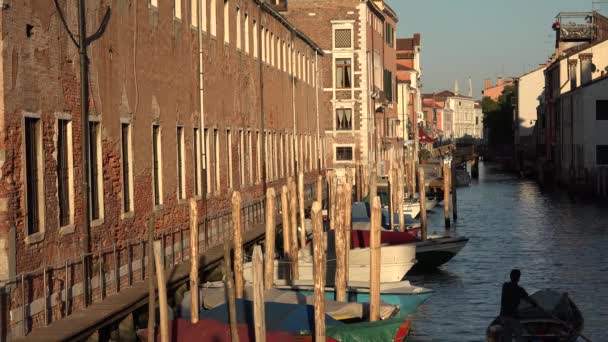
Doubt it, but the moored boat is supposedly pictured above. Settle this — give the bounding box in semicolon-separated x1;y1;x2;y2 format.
349;229;469;271
243;244;417;283
486;289;585;342
273;279;433;318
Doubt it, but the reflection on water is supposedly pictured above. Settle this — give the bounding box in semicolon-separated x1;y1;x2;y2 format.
408;162;608;341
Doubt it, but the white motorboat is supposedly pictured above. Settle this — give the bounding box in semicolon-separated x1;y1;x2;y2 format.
243;244;416;284
402;197;437;218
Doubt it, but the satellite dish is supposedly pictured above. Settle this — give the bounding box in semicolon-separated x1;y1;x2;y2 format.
604;65;608;73
591;64;597;72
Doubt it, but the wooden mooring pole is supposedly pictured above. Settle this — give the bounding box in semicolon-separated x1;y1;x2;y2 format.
153;241;168;342
265;188;276;290
397;165;405;232
335;184;347;302
443;161;451;229
223;240;240;342
281;185;291;277
369;196;381;321
289;178;299;280
344;179;353;277
311;201;325;341
252;246;266;342
388;169;394;230
189;198;200;322
452;161;458;222
418;167;428;240
232;191;244;299
298;172;306;248
316;175;323;204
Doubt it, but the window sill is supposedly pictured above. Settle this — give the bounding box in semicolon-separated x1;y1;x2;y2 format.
59;224;75;236
154;204;164;212
25;231;45;244
90;218;105;228
194;195;203;201
121;211;135;221
177;198;188;205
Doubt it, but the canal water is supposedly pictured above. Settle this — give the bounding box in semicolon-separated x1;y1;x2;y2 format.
407;162;608;341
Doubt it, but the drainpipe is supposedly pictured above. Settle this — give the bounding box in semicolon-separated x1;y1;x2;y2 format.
77;0;92;264
292;39;298;174
315;53;320;171
198;0;207;202
258;2;267;193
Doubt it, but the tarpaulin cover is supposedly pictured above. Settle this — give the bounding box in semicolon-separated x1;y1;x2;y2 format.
350;228;420;249
326;317;412;342
199;299;343;335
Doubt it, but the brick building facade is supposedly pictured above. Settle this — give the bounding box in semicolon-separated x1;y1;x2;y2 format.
0;0;325;336
279;0;399;178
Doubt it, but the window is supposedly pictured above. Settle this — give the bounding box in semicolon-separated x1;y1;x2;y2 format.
57;119;74;226
244;13;249;54
150;0;158;8
89;121;104;221
597;100;608;120
210;0;216;36
236;7;241;50
336;108;353;130
569;61;577;89
239;130;245;186
175;0;181;19
247;130;253;184
385;22;393;46
214;129;220;192
335;58;352;88
276;37;281;69
265;29;270;65
121;123;133;213
253;20;258;58
261;26;265;62
223;0;229;44
24;117;44;235
384;70;393;101
334;29;352;49
580;55;593;84
152;125;163;206
227;129;233;188
204;128;211;194
597;145;608;165
191;0;198;27
194;128;202;196
270;33;275;67
202;0;207;30
177;127;186;200
282;41;287;72
256;131;261;183
336;146;353;161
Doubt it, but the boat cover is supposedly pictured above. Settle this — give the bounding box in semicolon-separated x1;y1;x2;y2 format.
326;317;412;342
350;229;419;249
180;286;399;321
519;290;582;326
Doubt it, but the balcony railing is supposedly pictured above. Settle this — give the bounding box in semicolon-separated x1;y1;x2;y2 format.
556;12;595;41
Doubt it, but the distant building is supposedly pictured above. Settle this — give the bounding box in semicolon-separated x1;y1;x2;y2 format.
280;0;400;176
541;11;608;190
396;34;423;142
482;77;514;101
514;65;547;165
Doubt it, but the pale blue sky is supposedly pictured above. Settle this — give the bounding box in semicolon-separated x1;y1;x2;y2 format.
386;0;604;97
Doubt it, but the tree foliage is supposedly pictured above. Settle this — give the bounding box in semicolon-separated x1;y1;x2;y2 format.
482;85;515;148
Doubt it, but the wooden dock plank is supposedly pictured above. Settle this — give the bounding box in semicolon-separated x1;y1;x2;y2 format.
16;224;268;342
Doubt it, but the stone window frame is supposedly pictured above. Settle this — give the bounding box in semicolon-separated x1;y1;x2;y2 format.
226;128;233;189
193;127;203;199
236;6;242;50
22;111;46;244
334;103;355;132
332;20;355;51
174;0;182;20
55;113;76;235
223;0;230;45
88;116;106;227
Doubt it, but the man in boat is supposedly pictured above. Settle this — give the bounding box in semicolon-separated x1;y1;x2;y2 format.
499;269;539;342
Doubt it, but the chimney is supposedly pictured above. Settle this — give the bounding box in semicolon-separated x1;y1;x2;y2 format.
454;80;459;96
497;77;504;86
468;77;473;98
484;79;491;89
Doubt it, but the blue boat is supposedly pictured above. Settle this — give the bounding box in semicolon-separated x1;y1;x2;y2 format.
273;280;433;318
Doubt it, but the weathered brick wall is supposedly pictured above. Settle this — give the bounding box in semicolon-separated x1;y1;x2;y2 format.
0;0;326;336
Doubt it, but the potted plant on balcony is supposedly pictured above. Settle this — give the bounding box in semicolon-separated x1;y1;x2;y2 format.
419;148;431;164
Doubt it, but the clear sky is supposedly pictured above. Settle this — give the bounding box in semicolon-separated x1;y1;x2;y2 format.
386;0;604;97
